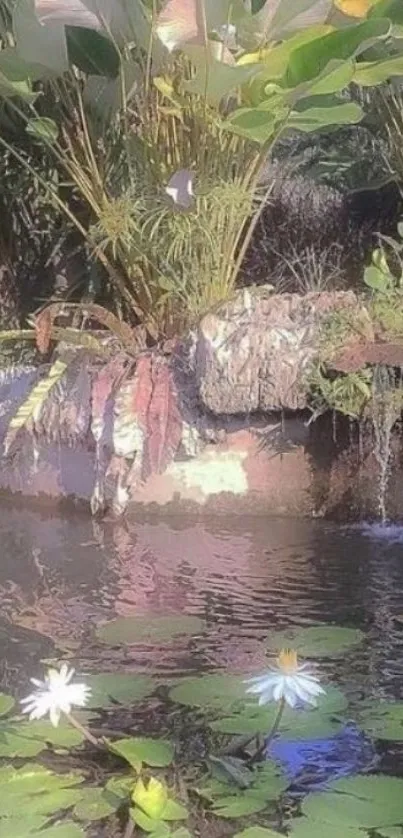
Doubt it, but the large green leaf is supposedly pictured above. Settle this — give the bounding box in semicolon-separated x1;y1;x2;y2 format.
13;0;69;74
84;673;155;707
283;18;391;88
302;775;403;828
353;54;403;84
0;48;39;101
358;701;403;740
97;615;204;646
221;106;286;143
66;26;120;77
286;102;363;132
110;737;174;770
183;49;261;105
265;625;365;657
0;815;48;838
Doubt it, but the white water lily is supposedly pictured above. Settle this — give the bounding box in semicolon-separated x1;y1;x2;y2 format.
245;649;325;709
21;664;91;727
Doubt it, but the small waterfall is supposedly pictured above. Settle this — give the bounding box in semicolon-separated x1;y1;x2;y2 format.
370;365;403;523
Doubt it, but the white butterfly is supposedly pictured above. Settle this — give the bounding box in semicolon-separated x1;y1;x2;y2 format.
165;169;195;209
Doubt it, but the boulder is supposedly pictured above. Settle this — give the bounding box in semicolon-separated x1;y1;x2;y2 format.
195;288;359;414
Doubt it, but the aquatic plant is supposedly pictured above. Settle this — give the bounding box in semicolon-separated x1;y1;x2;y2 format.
3;619;403;835
245;649;325;708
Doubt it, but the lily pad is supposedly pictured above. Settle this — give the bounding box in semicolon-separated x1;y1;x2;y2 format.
210;687;347;740
212;795;268;818
0;693;14;716
266;626;365;658
289;819;364;837
97;615;204;646
302;775;403;828
0;764;84;819
169;674;247;711
234;830;285;838
358;702;403;740
37;826;86;837
73;787;117;821
111;737;174;770
85;673;155;708
0;719;84;757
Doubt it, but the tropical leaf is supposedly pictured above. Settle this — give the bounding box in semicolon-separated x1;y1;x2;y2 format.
0;764;84;818
357;701;403;740
3;357;69;455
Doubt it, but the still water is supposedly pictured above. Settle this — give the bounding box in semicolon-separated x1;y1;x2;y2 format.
1;505;403;704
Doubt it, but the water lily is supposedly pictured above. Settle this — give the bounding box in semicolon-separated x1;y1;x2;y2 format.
21;664;91;727
245;649;325;709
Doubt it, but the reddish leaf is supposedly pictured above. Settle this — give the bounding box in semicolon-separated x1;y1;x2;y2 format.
91;354;131;445
35;308;53;355
143;356;182;478
131;355;154;430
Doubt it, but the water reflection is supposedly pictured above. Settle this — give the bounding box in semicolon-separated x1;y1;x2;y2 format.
0;507;403;699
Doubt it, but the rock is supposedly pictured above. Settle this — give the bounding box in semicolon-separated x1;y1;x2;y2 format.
195;288;358;414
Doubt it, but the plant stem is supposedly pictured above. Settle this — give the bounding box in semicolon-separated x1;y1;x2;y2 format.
66;712;104;749
123;819;135;838
248;698;286;766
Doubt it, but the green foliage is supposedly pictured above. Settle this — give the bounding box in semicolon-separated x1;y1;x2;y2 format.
97;615;205;645
0;0;401;338
308;363;373;418
131;776;188;833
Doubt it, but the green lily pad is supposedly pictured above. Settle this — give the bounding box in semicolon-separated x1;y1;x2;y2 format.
302;775;403;828
73;787;118;821
289;819;364;837
234;829;284;838
0;815;49;837
358;701;403;740
210;687;347;740
85;673;155;708
0;693;14;717
169;674;247;711
212;795;268;818
266;626;365;658
97;615;204;646
0;719;84;757
0;764;84;819
37;826;86;837
162;799;188;821
111;737;174;770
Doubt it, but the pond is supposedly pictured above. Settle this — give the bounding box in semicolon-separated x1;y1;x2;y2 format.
2;505;403;837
